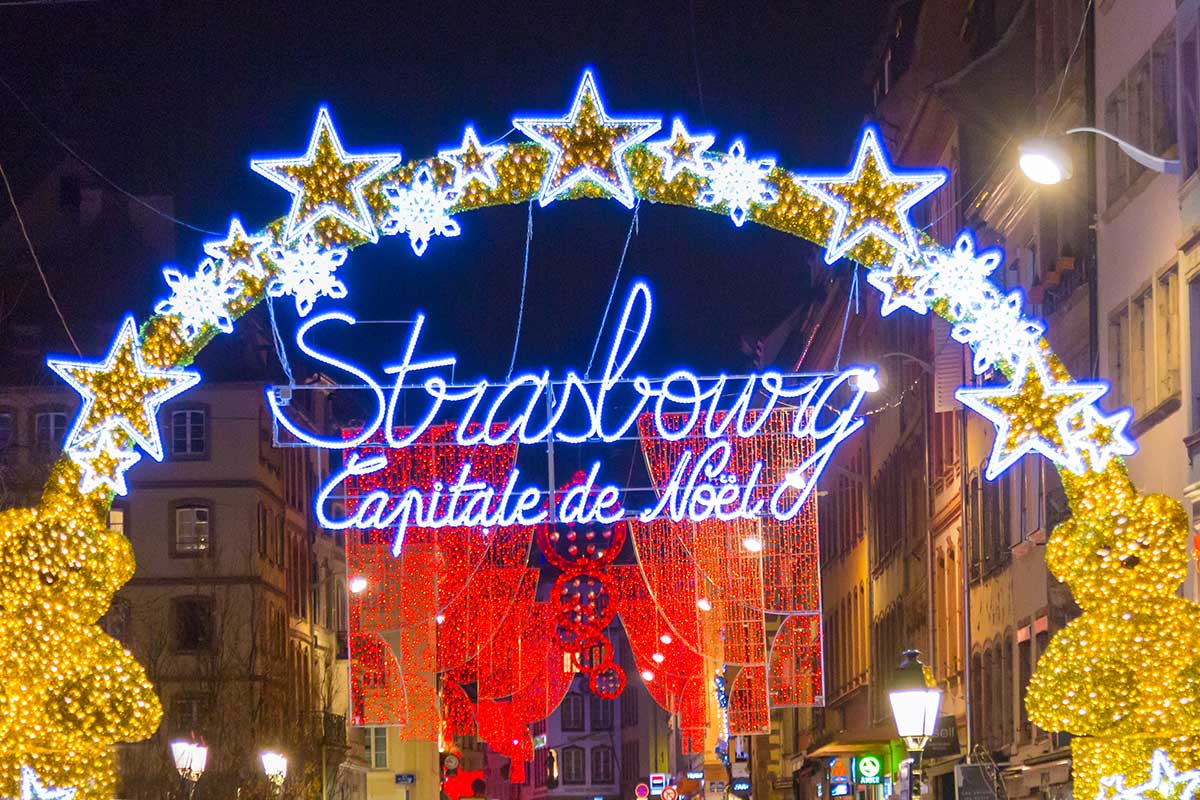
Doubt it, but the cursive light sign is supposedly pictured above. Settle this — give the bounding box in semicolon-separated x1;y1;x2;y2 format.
267;280;875;554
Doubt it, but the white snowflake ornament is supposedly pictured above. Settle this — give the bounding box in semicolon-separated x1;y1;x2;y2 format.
922;231;1003;321
154;258;241;341
698;140;778;227
380;165;462;256
266;232;349;317
950;286;1045;375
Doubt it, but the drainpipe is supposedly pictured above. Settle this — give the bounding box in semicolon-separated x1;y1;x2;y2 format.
1085;0;1099;376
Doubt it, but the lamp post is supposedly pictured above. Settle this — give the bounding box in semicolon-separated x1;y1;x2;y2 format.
887;650;942;800
261;751;288;797
1019;127;1181;185
170;740;207;800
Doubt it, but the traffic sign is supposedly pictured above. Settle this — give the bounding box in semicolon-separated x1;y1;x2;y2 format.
635;784;650;799
395;774;416;785
662;787;679;800
650;774;668;795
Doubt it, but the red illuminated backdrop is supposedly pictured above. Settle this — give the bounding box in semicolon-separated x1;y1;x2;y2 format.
343;412;823;781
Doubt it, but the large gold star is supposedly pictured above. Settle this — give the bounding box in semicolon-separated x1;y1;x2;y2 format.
956;351;1107;479
251;107;401;242
514;70;660;208
48;316;200;461
799;125;945;264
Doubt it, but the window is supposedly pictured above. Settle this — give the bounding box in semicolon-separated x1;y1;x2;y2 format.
0;412;13;451
1183;29;1199;180
257;503;268;558
173;504;211;556
170;694;209;736
534;748;547;788
560;693;584;731
100;597;131;644
1109;307;1130;408
1019;632;1033;742
107;506;126;535
590;696;613;730
591;746;614;783
1156;267;1180;399
622;740;639;783
34;411;67;453
365;726;388;769
561;746;585;784
1131;287;1151;413
171;408;207;457
173;596;213;652
621;690;638;727
1105;24;1178;206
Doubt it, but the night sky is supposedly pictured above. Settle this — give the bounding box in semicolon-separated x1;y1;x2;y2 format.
0;0;890;379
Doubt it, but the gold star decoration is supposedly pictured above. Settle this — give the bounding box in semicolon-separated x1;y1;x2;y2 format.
47;316;200;462
67;429;141;496
798;125;945;264
438;126;506;192
251;107;401;243
513;70;660;208
203;217;271;279
956;350;1108;479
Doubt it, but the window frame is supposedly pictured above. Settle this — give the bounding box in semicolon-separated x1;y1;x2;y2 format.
170;499;213;558
365;725;388;769
31;407;69;456
561;745;585;785
172;595;214;653
0;407;15;453
168;404;210;460
591;745;614;784
560;692;585;731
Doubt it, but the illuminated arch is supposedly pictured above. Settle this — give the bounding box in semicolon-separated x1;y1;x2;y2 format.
2;68;1194;798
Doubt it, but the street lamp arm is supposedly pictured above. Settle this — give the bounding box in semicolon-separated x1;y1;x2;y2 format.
1064;126;1181;175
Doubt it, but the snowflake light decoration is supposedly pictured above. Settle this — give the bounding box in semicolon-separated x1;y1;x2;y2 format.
922;231;1003;320
381;165;462;256
154;258;241;341
950;286;1045;375
698;139;778;227
866;250;936;316
266;231;348;317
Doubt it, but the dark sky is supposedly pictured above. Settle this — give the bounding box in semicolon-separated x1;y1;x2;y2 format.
0;0;890;379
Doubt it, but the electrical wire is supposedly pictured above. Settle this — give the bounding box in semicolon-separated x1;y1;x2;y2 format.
0;154;80;354
0;74;222;236
585;199;640;379
506;199;534;381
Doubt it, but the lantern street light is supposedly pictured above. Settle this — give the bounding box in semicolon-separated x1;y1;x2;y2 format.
887;650;942;800
1019;127;1181;185
261;751;288;797
170;740;207;800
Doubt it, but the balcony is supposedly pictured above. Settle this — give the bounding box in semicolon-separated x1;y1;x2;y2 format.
298;711;348;749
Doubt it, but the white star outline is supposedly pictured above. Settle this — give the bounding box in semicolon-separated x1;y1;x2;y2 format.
250;106;401;243
437;126;506;192
202;217;270;280
1099;750;1200;800
266;232;349;317
955;349;1109;480
47;316;201;461
154;258;241;341
923;231;1004;320
1068;405;1138;472
380;164;462;256
797;124;946;264
648;118;715;183
698;139;779;227
7;767;76;800
67;428;142;497
513;70;661;209
950;286;1046;375
866;250;936;317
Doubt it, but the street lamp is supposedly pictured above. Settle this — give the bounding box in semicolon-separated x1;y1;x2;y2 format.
888;649;942;800
261;751;288;796
1019;127;1181;185
170;740;207;800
